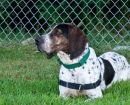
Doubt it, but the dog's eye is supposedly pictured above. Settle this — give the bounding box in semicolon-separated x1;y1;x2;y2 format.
53;33;62;38
51;31;63;37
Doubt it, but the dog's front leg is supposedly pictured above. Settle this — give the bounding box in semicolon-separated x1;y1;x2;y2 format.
59;86;70;99
59;86;79;99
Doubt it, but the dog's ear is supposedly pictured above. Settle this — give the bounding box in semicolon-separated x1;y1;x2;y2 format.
68;25;87;59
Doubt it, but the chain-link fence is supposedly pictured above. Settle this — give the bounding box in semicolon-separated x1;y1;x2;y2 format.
0;0;129;46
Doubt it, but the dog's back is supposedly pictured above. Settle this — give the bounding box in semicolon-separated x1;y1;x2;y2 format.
99;52;130;85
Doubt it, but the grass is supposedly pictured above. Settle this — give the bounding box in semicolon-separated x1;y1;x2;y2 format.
0;45;130;105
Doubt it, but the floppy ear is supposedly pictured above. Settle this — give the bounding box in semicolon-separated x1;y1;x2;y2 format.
68;26;87;59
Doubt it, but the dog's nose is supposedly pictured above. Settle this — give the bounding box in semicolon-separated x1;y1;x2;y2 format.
35;36;44;45
35;37;39;45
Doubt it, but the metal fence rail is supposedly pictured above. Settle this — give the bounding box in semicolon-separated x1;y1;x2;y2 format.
0;0;129;46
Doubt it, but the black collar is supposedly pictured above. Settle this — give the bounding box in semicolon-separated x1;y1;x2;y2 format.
59;74;101;90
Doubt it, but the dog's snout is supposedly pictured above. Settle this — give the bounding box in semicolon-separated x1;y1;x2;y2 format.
35;36;44;45
35;38;39;45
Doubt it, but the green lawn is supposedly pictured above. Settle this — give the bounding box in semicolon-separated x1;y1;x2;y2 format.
0;45;130;105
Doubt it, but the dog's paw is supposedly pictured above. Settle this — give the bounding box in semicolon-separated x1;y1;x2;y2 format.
84;98;93;102
60;94;69;100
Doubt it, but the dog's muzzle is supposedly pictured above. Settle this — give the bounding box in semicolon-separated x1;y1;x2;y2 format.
35;36;45;52
35;36;54;59
35;36;44;46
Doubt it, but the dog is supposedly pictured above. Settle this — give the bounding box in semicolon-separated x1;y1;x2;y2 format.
35;23;130;99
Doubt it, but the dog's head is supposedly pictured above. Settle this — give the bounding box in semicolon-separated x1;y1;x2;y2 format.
35;23;88;59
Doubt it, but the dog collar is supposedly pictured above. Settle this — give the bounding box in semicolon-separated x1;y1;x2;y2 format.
58;48;90;69
59;74;101;90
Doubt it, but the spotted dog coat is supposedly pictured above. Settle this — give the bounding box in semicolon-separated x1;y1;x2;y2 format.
35;23;130;99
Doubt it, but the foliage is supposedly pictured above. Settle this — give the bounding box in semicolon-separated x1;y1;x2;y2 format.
0;0;129;45
0;0;129;32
